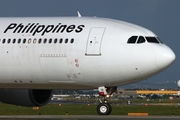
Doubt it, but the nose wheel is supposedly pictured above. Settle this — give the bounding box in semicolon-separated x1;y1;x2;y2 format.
97;103;112;115
97;86;117;115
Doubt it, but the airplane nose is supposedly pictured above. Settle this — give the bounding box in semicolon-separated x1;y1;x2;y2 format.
155;45;176;69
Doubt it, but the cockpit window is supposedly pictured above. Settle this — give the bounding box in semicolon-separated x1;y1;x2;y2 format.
127;36;137;43
146;37;159;43
127;36;163;44
137;36;145;44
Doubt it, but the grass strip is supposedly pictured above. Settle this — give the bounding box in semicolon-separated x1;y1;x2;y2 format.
0;103;179;115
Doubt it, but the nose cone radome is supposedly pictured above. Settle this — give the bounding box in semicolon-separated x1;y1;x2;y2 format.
155;45;176;70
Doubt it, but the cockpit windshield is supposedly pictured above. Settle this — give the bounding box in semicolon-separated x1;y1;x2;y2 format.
127;36;137;43
127;36;162;44
137;36;146;44
146;37;159;43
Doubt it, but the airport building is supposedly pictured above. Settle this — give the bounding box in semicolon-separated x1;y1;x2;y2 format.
118;89;180;95
136;90;179;95
117;89;180;99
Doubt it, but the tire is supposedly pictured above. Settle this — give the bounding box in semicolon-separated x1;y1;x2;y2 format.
97;103;112;115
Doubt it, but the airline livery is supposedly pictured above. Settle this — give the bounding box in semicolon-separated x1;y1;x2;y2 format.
0;15;175;115
4;23;85;35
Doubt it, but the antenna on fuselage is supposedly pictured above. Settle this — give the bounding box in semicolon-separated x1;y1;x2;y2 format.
77;11;82;17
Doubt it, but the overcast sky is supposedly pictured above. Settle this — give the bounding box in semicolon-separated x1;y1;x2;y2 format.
0;0;179;88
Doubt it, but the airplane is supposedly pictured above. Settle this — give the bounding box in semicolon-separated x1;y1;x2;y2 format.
0;14;175;115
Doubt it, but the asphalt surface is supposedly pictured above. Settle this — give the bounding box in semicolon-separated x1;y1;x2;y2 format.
0;115;180;120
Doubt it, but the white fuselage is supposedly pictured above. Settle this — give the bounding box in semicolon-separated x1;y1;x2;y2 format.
0;17;175;89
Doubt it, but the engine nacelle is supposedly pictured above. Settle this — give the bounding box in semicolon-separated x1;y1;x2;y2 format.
0;89;53;107
177;80;180;88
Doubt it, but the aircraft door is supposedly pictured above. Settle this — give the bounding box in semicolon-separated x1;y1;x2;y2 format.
86;27;105;55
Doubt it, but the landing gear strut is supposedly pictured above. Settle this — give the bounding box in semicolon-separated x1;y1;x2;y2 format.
97;86;117;115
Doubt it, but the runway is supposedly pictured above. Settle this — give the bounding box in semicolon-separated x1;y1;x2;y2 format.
0;115;180;120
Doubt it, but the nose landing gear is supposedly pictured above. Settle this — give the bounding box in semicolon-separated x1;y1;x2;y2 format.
97;86;117;115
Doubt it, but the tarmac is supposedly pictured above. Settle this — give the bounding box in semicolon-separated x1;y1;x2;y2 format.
0;115;180;120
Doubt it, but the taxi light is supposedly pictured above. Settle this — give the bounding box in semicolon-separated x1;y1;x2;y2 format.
106;94;110;98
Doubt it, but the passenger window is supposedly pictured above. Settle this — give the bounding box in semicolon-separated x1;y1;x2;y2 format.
137;36;145;44
28;38;31;44
38;39;42;44
54;38;57;43
2;39;6;44
33;38;37;44
18;39;21;44
8;39;11;44
49;39;52;43
59;38;63;43
44;38;47;43
23;39;26;44
127;36;137;43
13;39;16;44
70;38;74;43
65;38;68;43
146;37;159;43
